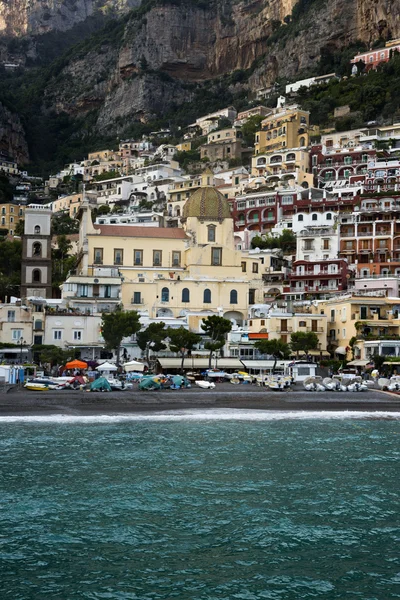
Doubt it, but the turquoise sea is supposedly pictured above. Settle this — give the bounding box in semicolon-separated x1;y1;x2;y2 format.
1;409;400;600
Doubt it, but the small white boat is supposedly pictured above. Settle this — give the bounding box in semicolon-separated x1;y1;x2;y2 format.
266;375;287;391
303;376;325;392
388;375;400;392
195;380;216;389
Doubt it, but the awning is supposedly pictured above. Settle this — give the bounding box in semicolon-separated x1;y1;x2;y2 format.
249;333;269;339
347;360;370;367
335;346;347;355
0;348;30;354
157;358;243;370
241;360;290;370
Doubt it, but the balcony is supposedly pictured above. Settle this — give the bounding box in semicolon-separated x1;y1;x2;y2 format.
276;327;293;333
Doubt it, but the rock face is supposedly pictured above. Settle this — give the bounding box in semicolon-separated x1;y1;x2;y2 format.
0;0;141;36
0;102;29;164
1;0;400;163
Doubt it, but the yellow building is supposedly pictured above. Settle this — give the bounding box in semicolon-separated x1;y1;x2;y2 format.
52;193;83;217
175;142;192;152
314;294;400;360
255;107;313;154
65;173;263;324
251;148;313;187
0;203;25;235
248;311;328;353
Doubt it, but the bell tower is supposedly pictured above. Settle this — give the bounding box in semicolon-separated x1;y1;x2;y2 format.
21;205;52;300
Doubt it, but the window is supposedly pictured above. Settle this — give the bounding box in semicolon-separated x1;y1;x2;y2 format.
78;284;88;298
249;289;255;304
32;242;42;256
211;248;222;266
1;217;4;225
132;291;142;304
241;261;247;272
323;239;330;250
326;213;332;220
298;214;304;221
104;285;111;298
7;310;15;322
299;321;306;327
182;288;190;302
94;248;103;264
10;207;14;213
53;330;62;340
73;331;82;341
32;269;41;283
12;330;22;341
114;249;123;265
304;240;313;250
161;287;169;302
230;289;238;304
134;250;143;266
172;251;181;267
34;225;41;234
252;263;259;273
34;320;43;330
153;250;162;266
207;225;216;242
10;217;13;223
204;289;211;303
312;214;318;221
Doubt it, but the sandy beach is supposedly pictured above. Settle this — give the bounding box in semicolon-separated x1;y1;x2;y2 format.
0;383;399;415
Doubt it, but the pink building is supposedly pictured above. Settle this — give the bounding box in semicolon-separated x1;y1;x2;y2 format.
351;40;400;71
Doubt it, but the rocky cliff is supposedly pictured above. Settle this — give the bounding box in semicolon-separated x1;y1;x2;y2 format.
0;0;141;36
1;0;400;166
41;0;400;128
0;101;29;164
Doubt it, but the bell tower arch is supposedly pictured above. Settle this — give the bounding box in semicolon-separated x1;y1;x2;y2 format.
21;205;52;300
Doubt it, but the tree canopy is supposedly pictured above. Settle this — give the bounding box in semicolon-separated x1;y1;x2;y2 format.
201;315;232;368
290;331;319;356
251;230;296;254
255;338;291;373
166;326;201;372
136;322;168;363
101;309;141;366
0;239;22;300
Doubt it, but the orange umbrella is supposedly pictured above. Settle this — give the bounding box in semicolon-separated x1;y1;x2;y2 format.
65;359;88;369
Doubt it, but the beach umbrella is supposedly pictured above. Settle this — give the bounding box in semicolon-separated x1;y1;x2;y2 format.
123;359;145;372
65;359;88;370
96;361;118;372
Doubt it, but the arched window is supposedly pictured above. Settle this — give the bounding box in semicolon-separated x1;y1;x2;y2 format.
230;289;238;304
203;289;211;304
182;288;190;303
161;287;169;302
32;269;41;283
298;214;304;221
299;136;306;146
34;225;41;234
207;225;216;242
312;214;318;221
326;213;332;220
33;242;42;256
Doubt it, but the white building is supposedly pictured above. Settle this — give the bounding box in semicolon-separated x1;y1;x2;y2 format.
295;226;339;261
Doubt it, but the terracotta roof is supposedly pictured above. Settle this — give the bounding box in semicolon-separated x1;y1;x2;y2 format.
92;225;188;239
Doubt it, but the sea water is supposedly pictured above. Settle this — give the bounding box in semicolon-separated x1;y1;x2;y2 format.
1;409;400;599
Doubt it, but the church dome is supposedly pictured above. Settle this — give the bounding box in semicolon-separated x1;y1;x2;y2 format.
182;186;232;221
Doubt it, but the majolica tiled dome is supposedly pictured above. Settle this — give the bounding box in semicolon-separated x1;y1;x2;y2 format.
182;186;232;221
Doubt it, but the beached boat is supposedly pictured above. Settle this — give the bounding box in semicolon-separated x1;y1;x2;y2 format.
266;375;287;391
25;382;50;391
195;380;216;389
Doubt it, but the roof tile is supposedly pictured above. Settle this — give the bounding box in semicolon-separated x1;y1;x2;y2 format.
92;225;188;239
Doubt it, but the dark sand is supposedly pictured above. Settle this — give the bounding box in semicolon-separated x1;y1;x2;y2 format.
0;383;399;416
